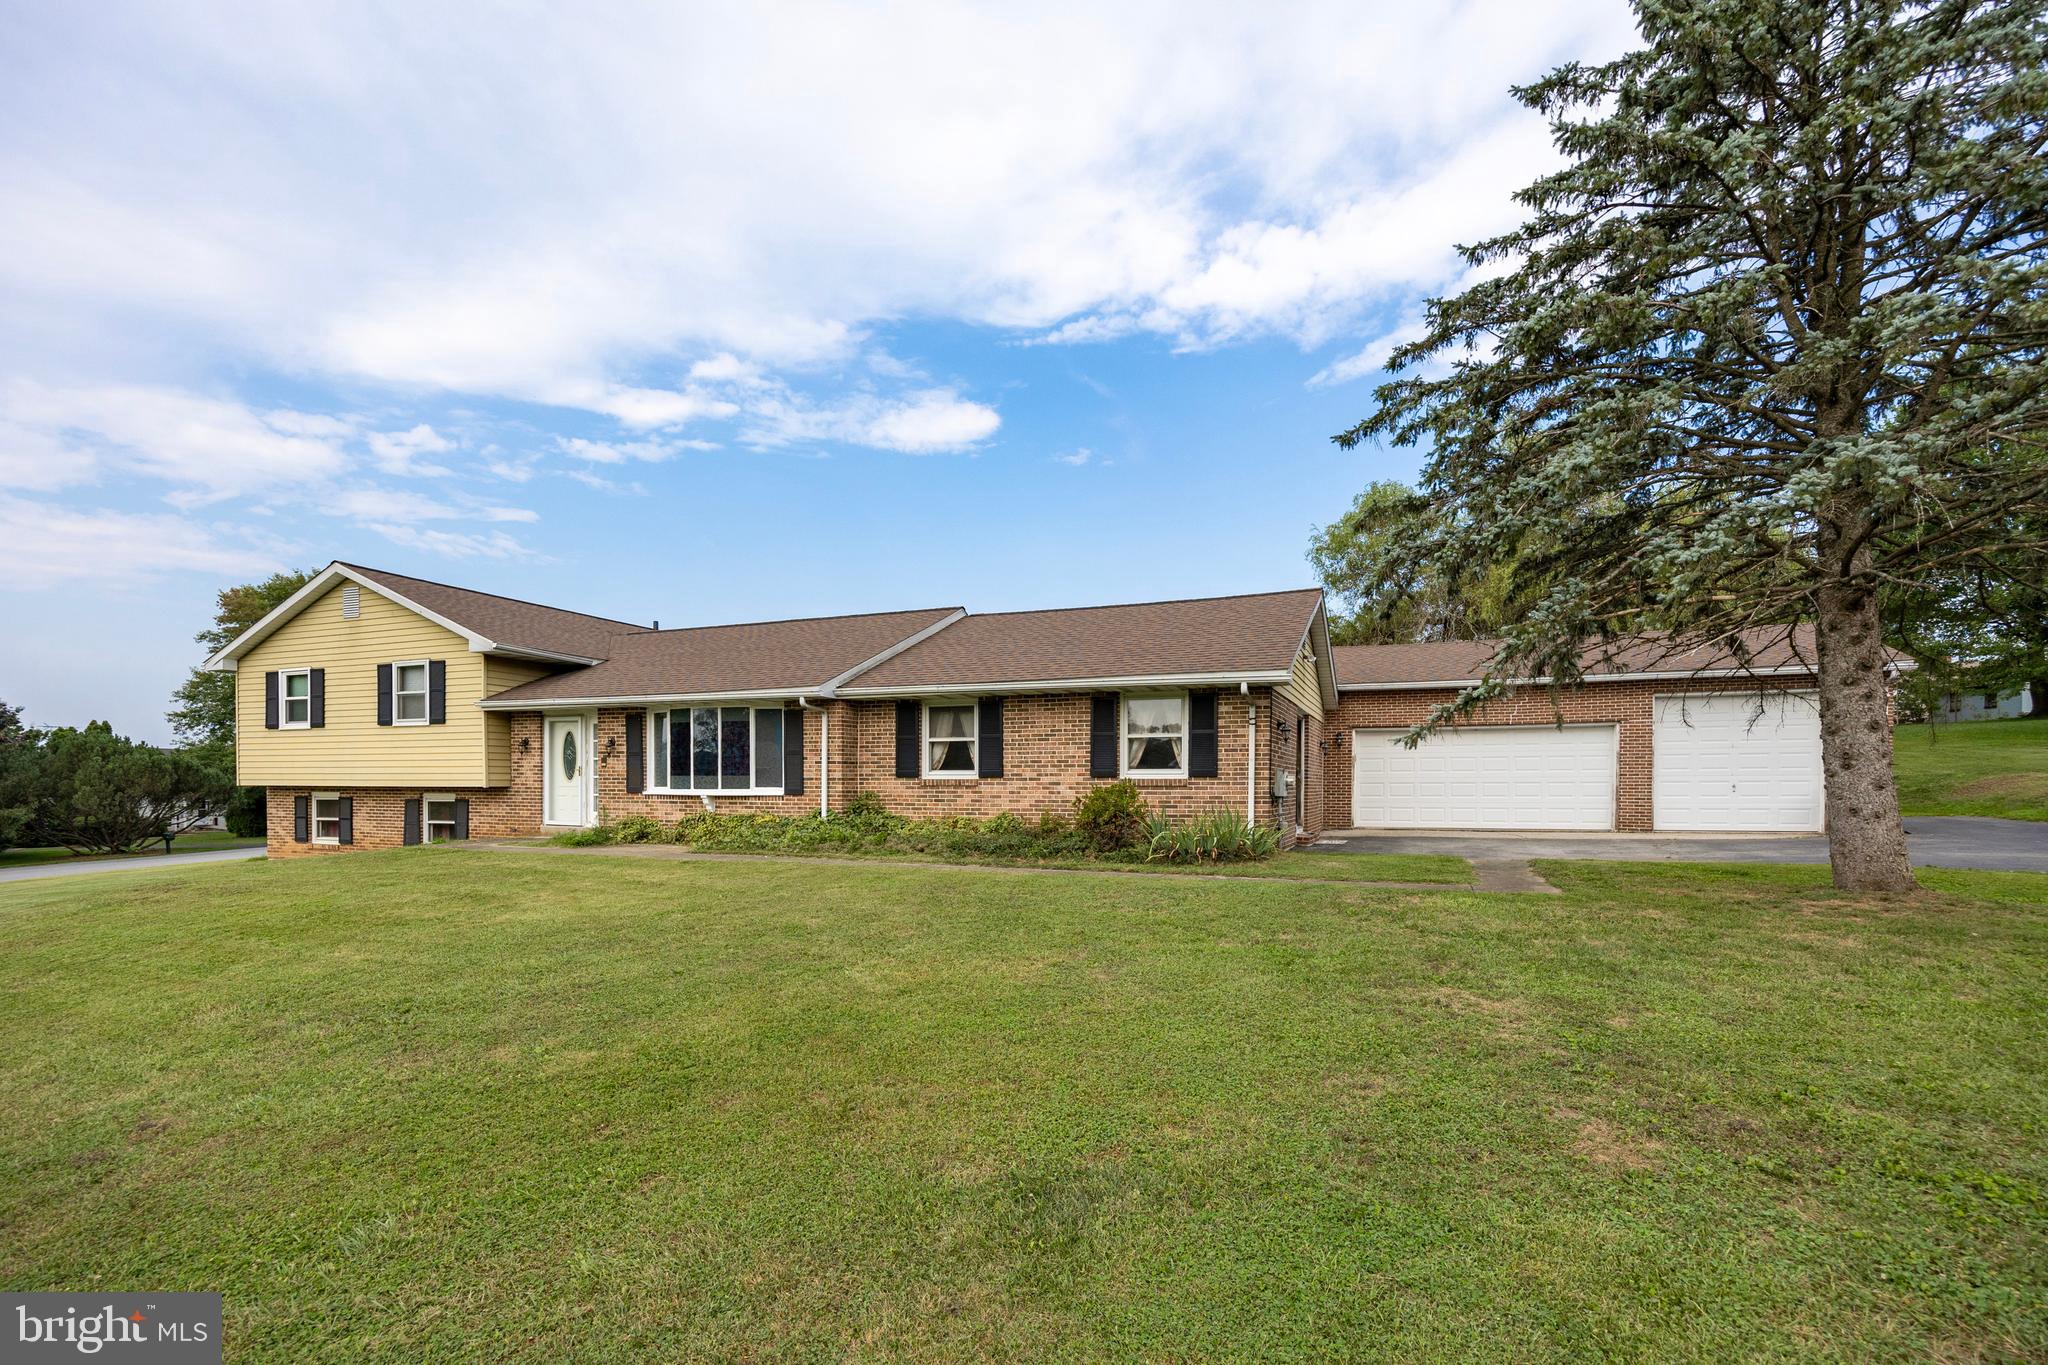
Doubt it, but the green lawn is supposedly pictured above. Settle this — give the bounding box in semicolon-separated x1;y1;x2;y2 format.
1894;717;2048;820
0;829;262;871
2;851;2043;1360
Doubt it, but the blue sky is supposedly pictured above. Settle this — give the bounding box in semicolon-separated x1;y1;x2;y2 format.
0;0;1636;741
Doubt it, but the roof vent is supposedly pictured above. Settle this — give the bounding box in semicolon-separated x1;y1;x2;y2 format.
341;584;361;620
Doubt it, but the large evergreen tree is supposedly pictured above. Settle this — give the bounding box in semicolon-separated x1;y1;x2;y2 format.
1340;0;2048;890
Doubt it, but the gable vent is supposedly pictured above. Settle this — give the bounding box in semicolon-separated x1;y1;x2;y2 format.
341;584;361;620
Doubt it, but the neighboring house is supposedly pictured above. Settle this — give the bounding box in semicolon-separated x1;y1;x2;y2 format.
1936;689;2035;722
206;562;1863;856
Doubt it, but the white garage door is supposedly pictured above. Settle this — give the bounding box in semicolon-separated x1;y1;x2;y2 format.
1350;724;1617;830
1653;692;1823;832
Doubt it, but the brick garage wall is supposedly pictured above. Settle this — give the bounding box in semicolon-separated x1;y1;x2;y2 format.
1321;674;1818;833
839;690;1281;832
1265;697;1328;840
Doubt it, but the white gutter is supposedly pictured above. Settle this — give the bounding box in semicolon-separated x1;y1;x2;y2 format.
1242;682;1256;826
1334;663;1823;691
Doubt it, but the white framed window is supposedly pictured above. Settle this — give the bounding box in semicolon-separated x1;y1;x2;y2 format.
312;792;342;844
392;660;430;724
649;706;785;794
1122;691;1188;778
924;700;978;777
424;792;458;842
280;668;312;728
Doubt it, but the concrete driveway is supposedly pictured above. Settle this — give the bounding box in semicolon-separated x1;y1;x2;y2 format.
1317;816;2048;874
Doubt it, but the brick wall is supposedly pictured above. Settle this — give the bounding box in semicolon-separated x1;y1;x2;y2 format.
268;688;1311;854
1321;675;1817;833
264;781;539;857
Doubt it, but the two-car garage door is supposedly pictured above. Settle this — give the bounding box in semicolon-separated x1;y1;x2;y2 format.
1348;692;1825;832
1349;724;1618;830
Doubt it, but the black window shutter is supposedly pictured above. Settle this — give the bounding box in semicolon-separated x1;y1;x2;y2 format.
978;697;1004;777
1189;691;1219;778
403;798;421;845
895;700;920;778
1089;693;1119;778
625;711;645;793
453;799;470;841
293;794;309;842
309;668;326;728
428;660;447;724
264;672;280;729
337;796;353;845
376;664;393;726
784;707;806;795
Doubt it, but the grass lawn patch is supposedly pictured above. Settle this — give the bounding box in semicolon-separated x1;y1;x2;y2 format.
1894;718;2048;820
2;851;2042;1359
0;829;262;871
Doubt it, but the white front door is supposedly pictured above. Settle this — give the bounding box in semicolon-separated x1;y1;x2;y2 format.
544;715;591;826
1350;724;1619;830
1652;692;1824;831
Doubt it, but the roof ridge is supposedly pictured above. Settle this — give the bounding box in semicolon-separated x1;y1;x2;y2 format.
961;587;1322;621
627;605;963;637
339;562;650;632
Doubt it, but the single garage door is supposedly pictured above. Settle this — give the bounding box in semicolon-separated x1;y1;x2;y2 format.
1652;692;1823;832
1350;724;1617;830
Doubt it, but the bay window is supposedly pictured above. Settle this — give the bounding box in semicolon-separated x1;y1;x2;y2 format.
1123;692;1187;777
652;706;785;793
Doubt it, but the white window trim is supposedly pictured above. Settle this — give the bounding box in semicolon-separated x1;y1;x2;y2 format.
423;791;458;842
922;698;979;779
391;658;431;726
279;667;313;730
311;790;342;845
1121;689;1190;780
645;706;787;797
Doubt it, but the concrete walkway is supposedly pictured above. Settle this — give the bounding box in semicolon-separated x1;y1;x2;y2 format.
0;845;266;885
1317;815;2048;874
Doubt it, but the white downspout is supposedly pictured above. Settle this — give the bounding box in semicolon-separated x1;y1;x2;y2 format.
1242;682;1256;826
800;697;827;818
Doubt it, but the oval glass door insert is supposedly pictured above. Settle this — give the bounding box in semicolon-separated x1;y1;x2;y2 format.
561;729;578;781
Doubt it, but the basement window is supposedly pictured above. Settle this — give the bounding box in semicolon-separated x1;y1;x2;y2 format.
312;793;342;844
424;793;459;842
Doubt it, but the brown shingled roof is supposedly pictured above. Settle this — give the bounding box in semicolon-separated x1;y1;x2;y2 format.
482;607;963;703
1333;625;1823;688
344;563;648;661
842;589;1325;692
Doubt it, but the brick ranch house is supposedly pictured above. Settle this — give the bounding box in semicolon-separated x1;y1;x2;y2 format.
209;562;1849;857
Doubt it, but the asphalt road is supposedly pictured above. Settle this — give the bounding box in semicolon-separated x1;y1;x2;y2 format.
0;846;267;885
1318;816;2048;874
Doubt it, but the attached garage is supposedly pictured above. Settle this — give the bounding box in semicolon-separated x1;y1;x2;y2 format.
1350;723;1618;830
1652;692;1824;832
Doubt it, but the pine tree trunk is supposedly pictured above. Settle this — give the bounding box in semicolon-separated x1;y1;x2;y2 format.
1814;580;1916;892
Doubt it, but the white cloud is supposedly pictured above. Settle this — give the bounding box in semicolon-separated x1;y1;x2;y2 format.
361;525;535;560
0;419;97;491
328;487;536;525
366;423;454;475
0;2;1637;409
0;494;276;587
2;381;347;503
1053;447;1093;466
556;435;691;465
743;388;1001;454
1309;318;1432;389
